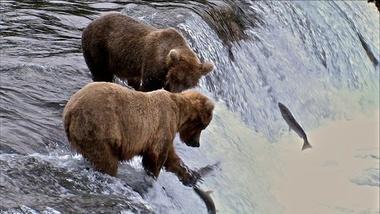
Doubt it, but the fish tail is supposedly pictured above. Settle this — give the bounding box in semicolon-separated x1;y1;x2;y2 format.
302;138;312;151
193;187;216;214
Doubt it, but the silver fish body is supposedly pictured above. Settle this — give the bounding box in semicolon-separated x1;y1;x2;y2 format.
278;102;312;151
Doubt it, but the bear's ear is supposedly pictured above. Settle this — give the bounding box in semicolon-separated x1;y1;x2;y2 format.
201;61;214;75
167;49;180;66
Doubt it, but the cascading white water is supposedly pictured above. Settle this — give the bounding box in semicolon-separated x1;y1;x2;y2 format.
0;1;378;213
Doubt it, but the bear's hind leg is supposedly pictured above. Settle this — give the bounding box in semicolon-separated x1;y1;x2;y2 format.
77;140;119;176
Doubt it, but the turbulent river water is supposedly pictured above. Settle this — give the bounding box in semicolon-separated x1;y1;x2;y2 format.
1;1;379;213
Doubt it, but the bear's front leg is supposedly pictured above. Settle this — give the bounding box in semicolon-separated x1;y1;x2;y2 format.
142;145;169;178
164;146;201;186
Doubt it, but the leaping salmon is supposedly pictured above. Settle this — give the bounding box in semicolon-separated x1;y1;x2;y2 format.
278;102;312;151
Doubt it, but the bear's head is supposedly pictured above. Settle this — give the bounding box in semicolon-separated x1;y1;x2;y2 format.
178;91;214;147
165;49;214;93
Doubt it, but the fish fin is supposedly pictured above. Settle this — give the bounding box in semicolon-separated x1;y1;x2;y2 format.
197;162;220;177
302;139;312;151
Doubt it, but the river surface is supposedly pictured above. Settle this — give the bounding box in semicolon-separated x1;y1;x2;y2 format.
0;1;379;213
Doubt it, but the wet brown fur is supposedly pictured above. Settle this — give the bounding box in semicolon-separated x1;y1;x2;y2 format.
82;13;213;92
63;82;214;185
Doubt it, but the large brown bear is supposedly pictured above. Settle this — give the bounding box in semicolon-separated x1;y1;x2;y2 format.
63;82;214;186
82;13;214;92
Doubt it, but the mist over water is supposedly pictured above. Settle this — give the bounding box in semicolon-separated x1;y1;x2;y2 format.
1;1;379;213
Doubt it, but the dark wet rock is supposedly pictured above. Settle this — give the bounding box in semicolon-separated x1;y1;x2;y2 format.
204;3;256;43
201;1;263;60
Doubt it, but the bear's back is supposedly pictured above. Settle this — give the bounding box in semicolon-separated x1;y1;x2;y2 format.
84;13;155;41
63;83;178;137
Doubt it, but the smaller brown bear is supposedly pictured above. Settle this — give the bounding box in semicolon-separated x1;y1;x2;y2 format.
82;13;214;92
63;82;214;186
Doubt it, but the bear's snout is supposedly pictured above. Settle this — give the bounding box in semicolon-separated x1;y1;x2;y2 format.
186;139;200;147
184;132;201;147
